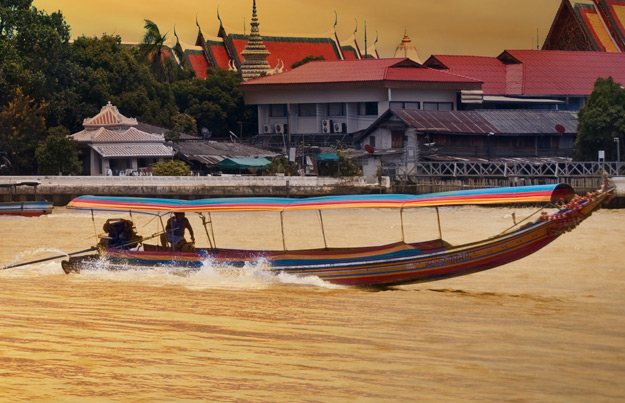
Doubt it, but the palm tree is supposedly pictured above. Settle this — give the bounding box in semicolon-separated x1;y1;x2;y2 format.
140;19;173;82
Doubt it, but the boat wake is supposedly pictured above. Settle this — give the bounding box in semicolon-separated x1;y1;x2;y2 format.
68;256;345;291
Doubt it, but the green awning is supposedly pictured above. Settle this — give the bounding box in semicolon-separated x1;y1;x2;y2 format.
316;153;340;161
215;157;271;170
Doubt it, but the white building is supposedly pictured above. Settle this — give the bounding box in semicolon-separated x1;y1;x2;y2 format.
241;58;483;180
241;58;482;137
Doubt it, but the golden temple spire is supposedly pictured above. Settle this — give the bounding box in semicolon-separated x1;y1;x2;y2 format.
394;29;421;63
240;0;272;80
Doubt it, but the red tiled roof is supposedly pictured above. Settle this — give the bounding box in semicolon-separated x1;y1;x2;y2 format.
210;44;231;69
424;55;507;94
501;50;625;95
231;35;342;71
426;50;625;96
187;53;209;79
341;46;360;60
242;58;481;86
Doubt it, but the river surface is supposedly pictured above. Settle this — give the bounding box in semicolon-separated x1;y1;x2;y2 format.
0;206;624;402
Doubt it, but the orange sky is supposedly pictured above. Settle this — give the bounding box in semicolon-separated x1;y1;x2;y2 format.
33;0;567;59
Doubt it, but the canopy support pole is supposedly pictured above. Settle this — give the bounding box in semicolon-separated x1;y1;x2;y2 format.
91;210;98;241
318;210;328;249
436;207;442;239
400;207;405;243
208;212;216;249
158;214;167;247
199;213;215;250
280;211;287;251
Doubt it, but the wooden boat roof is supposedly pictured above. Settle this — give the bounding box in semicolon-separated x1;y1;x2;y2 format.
66;184;574;213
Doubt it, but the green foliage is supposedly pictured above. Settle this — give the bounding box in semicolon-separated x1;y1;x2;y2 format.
151;159;191;176
171;112;197;134
291;55;325;69
575;77;625;161
172;69;256;137
139;19;179;83
317;150;362;177
262;156;299;176
0;88;47;173
337;150;362;176
35;126;82;175
0;5;258;173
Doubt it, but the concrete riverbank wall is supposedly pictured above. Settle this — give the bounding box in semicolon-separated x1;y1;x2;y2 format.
2;175;623;207
0;175;390;206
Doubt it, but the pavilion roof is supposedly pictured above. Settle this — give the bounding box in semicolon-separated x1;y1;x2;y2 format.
83;101;137;128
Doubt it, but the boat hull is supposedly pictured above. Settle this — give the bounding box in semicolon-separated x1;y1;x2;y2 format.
61;185;613;287
0;201;53;217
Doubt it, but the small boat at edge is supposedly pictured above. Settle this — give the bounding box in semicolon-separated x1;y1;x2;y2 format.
0;182;53;217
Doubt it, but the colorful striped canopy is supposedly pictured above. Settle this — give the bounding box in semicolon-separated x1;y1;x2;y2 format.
66;184;574;213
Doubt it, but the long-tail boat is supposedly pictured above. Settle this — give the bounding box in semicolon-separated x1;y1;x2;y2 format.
0;182;53;217
60;181;615;287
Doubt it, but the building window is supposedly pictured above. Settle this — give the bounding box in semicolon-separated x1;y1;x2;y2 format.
327;103;345;116
297;103;317;117
270;104;287;117
391;130;404;148
369;136;376;147
423;102;454;111
358;102;378;116
390;102;420;110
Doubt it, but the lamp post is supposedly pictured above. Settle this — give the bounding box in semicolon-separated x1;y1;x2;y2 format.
615;137;620;163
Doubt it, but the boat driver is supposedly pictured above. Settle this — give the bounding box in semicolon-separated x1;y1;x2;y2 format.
165;212;195;251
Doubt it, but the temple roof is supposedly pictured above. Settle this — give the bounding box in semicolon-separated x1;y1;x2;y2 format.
231;34;343;71
543;0;625;52
424;50;625;96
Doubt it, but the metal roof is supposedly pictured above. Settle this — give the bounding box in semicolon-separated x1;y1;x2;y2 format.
425;50;625;96
360;109;578;140
242;58;481;87
92;144;174;158
174;139;278;167
393;109;499;134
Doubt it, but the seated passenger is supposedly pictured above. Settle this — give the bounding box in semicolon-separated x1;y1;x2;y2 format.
164;212;195;251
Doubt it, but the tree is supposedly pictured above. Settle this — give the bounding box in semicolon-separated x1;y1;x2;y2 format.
575;77;625;161
0;88;47;173
35;126;82;174
151;159;191;176
0;1;77;128
291;55;325;69
172;69;256;137
140;19;178;83
262;156;298;176
69;34;178;131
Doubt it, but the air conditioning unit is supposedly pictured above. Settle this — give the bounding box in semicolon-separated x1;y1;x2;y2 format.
263;124;274;134
275;123;288;134
333;122;345;133
321;119;333;134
